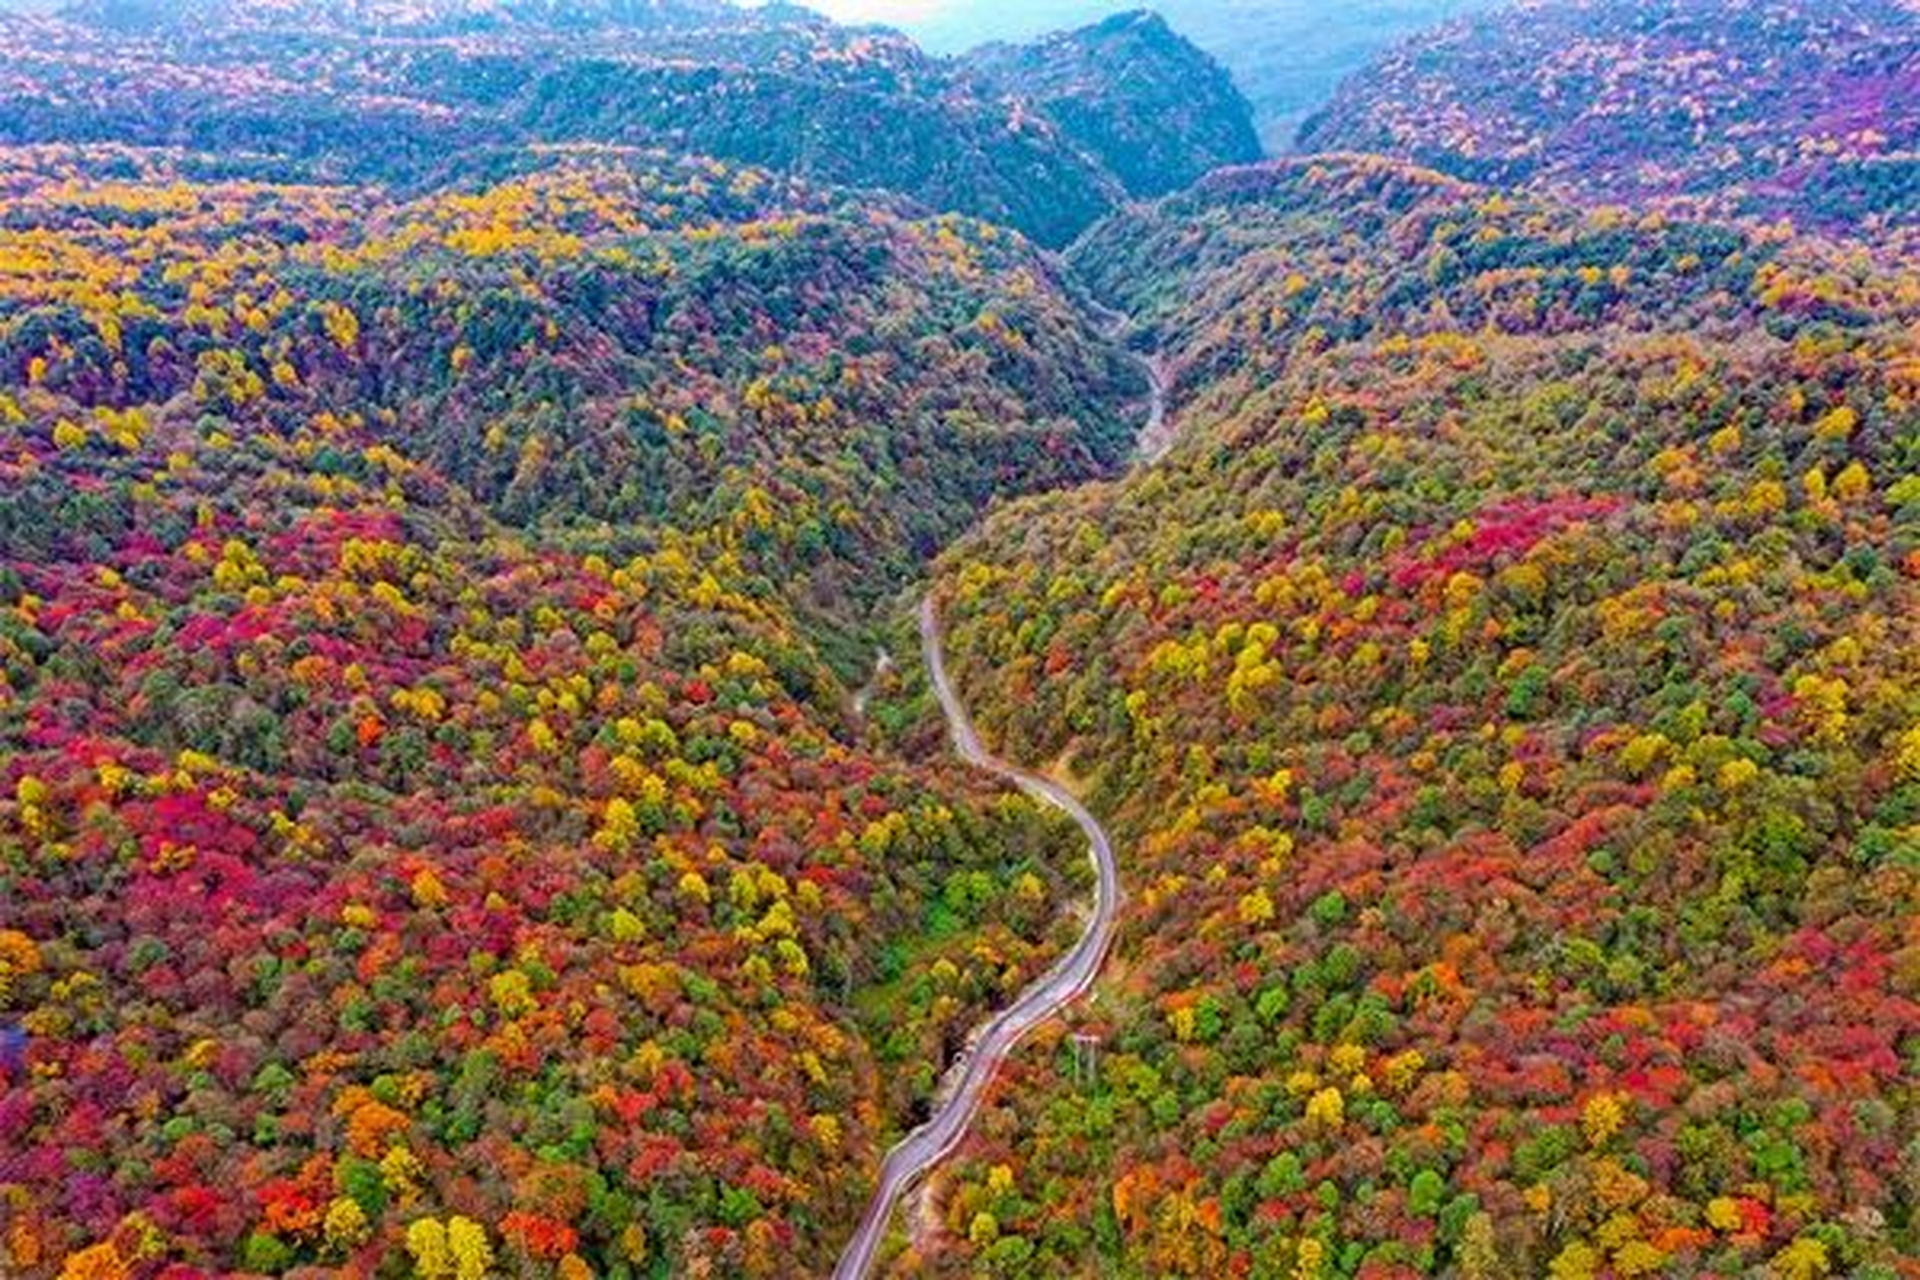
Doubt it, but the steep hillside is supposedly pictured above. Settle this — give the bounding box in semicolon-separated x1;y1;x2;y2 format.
1301;0;1920;232
0;143;1141;1276
866;0;1504;153
0;147;1139;611
921;157;1920;1276
0;0;1261;245
960;12;1263;199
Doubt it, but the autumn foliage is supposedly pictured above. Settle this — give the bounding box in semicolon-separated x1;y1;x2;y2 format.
0;146;1103;1276
926;157;1919;1277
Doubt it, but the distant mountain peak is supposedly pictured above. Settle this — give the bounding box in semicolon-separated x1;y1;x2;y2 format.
1088;9;1172;35
962;7;1263;198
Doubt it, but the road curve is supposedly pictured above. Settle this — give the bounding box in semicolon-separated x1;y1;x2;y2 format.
833;597;1123;1280
1072;282;1172;466
1133;351;1175;465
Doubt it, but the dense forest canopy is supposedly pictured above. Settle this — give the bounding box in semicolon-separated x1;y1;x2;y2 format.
0;0;1261;247
1302;0;1920;233
0;1;1913;1279
818;0;1505;152
925;153;1918;1276
0;139;1128;1277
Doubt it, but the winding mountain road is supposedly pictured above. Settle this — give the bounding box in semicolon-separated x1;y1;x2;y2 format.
832;598;1123;1280
1133;351;1175;465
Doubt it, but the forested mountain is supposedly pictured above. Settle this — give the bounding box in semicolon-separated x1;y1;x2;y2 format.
0;147;1139;607
0;142;1130;1276
850;0;1505;153
1301;0;1920;232
0;0;1261;245
959;12;1264;199
920;154;1918;1277
0;1;1914;1279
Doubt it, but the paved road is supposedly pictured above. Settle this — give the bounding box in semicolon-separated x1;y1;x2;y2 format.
1073;285;1172;466
832;597;1123;1280
1133;351;1174;465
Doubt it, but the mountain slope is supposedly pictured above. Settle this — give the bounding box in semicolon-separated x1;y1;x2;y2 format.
0;147;1139;607
0;1;1261;246
862;0;1505;153
1301;0;1920;232
62;0;741;32
919;156;1920;1276
0;143;1138;1277
961;11;1264;199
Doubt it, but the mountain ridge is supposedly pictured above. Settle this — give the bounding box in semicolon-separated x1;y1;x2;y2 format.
0;2;1913;1278
1301;0;1920;232
0;0;1262;246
